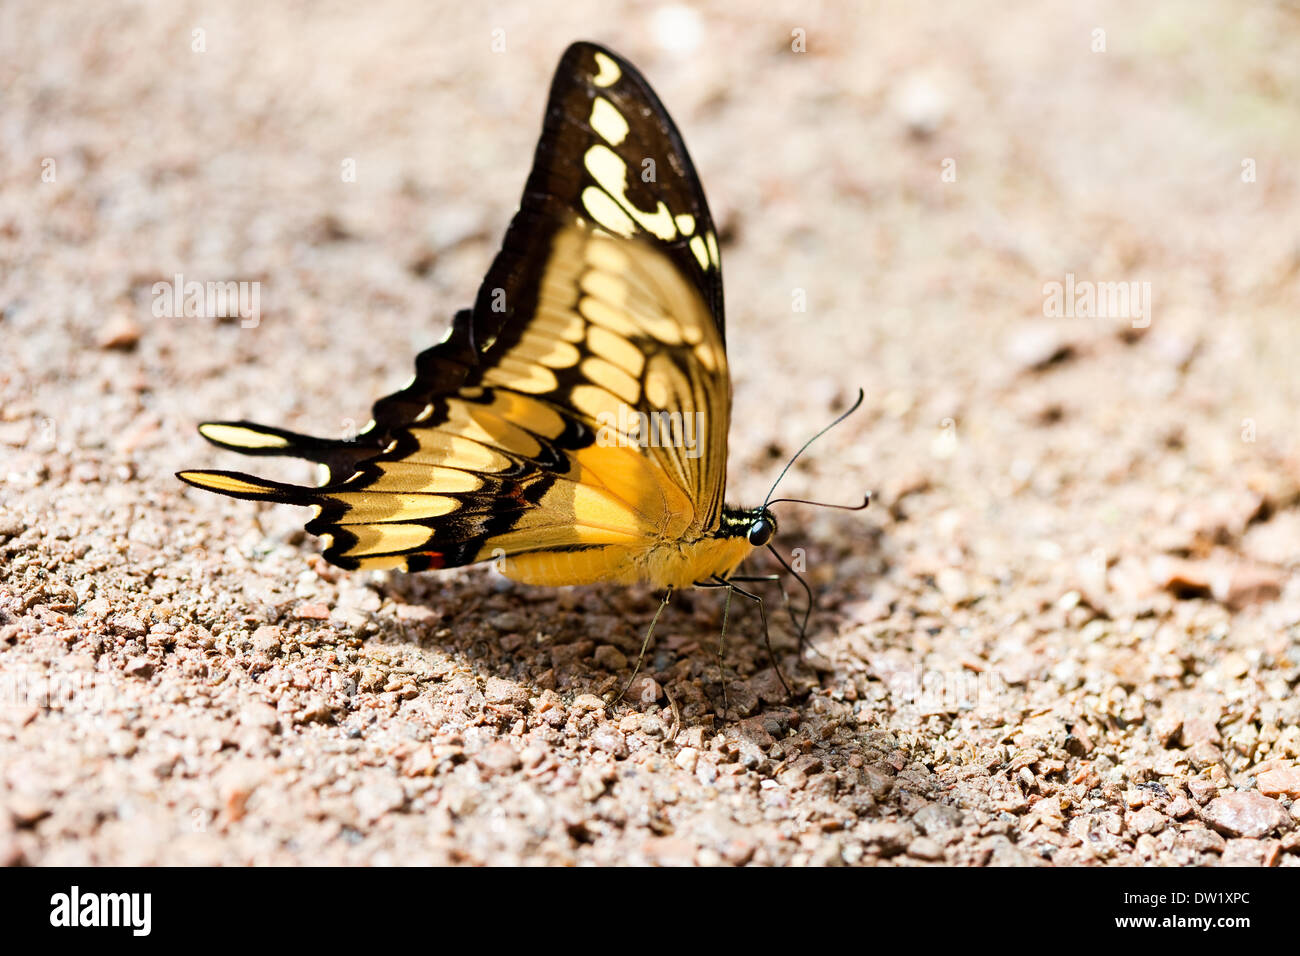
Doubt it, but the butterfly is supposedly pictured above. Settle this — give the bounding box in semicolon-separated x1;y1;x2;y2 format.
178;42;866;692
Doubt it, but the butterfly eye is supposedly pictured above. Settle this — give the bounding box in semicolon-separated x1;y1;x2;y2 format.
746;515;774;547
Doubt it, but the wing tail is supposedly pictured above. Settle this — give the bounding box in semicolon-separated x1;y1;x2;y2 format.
175;469;323;505
196;420;383;481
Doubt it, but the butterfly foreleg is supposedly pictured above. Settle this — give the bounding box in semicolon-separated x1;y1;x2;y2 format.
725;572;802;653
716;582;733;716
762;544;818;662
690;576;737;714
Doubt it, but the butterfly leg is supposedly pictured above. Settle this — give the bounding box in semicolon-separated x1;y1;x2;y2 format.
727;572;804;654
691;577;736;714
715;583;734;716
762;544;819;664
708;575;793;700
616;587;673;704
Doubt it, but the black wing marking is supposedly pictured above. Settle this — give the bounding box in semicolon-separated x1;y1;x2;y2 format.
178;43;733;569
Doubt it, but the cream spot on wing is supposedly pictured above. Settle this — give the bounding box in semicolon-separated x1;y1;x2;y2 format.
581;186;636;237
533;310;586;342
689;235;709;269
634;309;688;346
639;356;670;405
674;213;696;235
459;402;543;459
581;356;640;404
706;231;720;267
694;341;718;372
485;391;568;440
583;147;627;192
570;383;624;422
481;356;558;393
409;433;512;472
341;523;434;557
578;294;641;338
590;97;629;146
509;331;581;369
587;325;645;377
198;423;289;450
584;237;631;273
178;471;275;496
584;242;688;345
583;145;678;241
580;269;626;307
645;371;670;409
375;462;483;493
334;492;459;523
592;51;621;87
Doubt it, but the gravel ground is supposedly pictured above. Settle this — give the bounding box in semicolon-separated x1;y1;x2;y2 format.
3;0;1300;866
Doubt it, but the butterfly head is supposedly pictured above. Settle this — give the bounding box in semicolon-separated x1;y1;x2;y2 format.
745;509;778;547
717;506;777;548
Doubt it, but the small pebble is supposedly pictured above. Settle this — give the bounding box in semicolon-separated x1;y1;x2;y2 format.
124;657;154;678
908;837;945;860
97;314;141;350
674;747;699;773
593;645;628;670
1202;792;1289;839
1257;768;1300;799
474;743;522;776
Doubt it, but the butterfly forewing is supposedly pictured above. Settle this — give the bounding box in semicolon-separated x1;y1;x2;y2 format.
478;43;725;343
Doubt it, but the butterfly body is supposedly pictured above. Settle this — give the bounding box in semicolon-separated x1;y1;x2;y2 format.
493;505;774;588
179;42;782;597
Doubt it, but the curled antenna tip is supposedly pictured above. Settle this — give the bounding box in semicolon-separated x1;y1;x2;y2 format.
767;492;871;512
762;389;868;510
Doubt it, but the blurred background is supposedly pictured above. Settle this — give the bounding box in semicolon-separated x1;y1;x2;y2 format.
4;0;1298;522
2;0;1299;865
4;0;1298;477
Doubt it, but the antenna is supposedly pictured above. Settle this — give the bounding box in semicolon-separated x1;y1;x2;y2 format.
762;388;866;511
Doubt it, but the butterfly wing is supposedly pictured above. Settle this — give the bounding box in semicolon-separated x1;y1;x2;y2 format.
492;42;726;341
179;43;731;581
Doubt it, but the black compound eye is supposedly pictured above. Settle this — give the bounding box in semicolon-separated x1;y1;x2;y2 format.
747;516;774;547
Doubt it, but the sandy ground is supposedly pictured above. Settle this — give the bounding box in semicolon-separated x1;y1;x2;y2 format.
2;0;1300;865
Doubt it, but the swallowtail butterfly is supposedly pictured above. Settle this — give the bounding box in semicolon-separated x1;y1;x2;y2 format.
179;42;866;690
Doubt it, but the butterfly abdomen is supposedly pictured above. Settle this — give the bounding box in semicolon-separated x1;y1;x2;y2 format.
641;534;754;589
494;533;754;589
